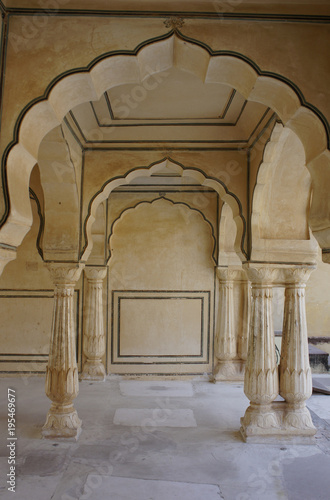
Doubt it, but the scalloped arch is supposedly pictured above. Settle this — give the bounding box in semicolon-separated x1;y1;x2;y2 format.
82;158;246;262
0;31;329;272
107;197;217;264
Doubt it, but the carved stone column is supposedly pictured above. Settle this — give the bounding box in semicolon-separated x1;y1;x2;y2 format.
238;280;250;362
240;265;279;441
213;267;236;380
280;267;316;434
81;266;107;381
42;263;83;440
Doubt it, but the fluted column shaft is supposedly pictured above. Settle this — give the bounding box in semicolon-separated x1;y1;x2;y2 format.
238;281;250;361
42;263;84;440
240;265;279;439
81;266;107;381
213;267;238;380
216;268;236;361
244;284;279;405
280;268;315;431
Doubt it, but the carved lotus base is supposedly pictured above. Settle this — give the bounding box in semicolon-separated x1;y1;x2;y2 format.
240;402;316;443
283;405;316;432
80;360;106;381
42;403;82;440
211;360;245;382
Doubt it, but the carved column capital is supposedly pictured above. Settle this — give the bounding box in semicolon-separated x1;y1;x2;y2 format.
84;266;107;282
243;263;280;285
281;266;315;286
47;263;84;286
216;266;247;283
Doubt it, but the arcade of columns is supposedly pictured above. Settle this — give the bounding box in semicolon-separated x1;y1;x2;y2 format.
40;260;317;444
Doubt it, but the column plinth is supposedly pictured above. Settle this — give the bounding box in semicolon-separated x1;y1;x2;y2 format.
81;267;107;381
42;263;83;440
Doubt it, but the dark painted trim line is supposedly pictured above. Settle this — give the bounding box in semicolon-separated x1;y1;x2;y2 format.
248;113;277;150
3;8;330;23
0;241;15;250
0;10;8;137
243;260;317;266
62;117;84;150
247;149;251;260
219;89;236;120
29;188;44;260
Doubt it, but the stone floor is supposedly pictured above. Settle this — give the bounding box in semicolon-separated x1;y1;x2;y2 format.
0;375;330;500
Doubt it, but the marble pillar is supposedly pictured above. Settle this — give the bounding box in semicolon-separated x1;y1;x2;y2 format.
238;280;250;362
42;263;83;440
81;266;107;381
279;267;316;434
213;267;236;380
240;265;279;440
213;267;247;381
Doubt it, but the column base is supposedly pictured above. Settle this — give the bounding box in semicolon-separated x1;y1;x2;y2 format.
211;360;245;382
42;403;82;440
80;360;106;381
240;402;316;444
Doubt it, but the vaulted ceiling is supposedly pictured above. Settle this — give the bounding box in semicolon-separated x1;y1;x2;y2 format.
65;66;272;151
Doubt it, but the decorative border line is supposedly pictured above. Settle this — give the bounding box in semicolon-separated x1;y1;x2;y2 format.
29;188;44;259
1;5;329;23
91;87;240;126
68;104;270;146
111;290;211;365
117;296;204;358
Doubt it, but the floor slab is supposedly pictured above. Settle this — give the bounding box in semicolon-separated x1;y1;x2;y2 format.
81;475;222;500
119;380;194;397
113;408;197;427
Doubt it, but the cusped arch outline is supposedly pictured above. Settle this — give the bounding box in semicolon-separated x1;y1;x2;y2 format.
107;196;218;264
82;157;246;262
1;30;330;271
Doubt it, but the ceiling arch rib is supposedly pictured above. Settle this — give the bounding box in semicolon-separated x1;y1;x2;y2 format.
0;32;329;272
